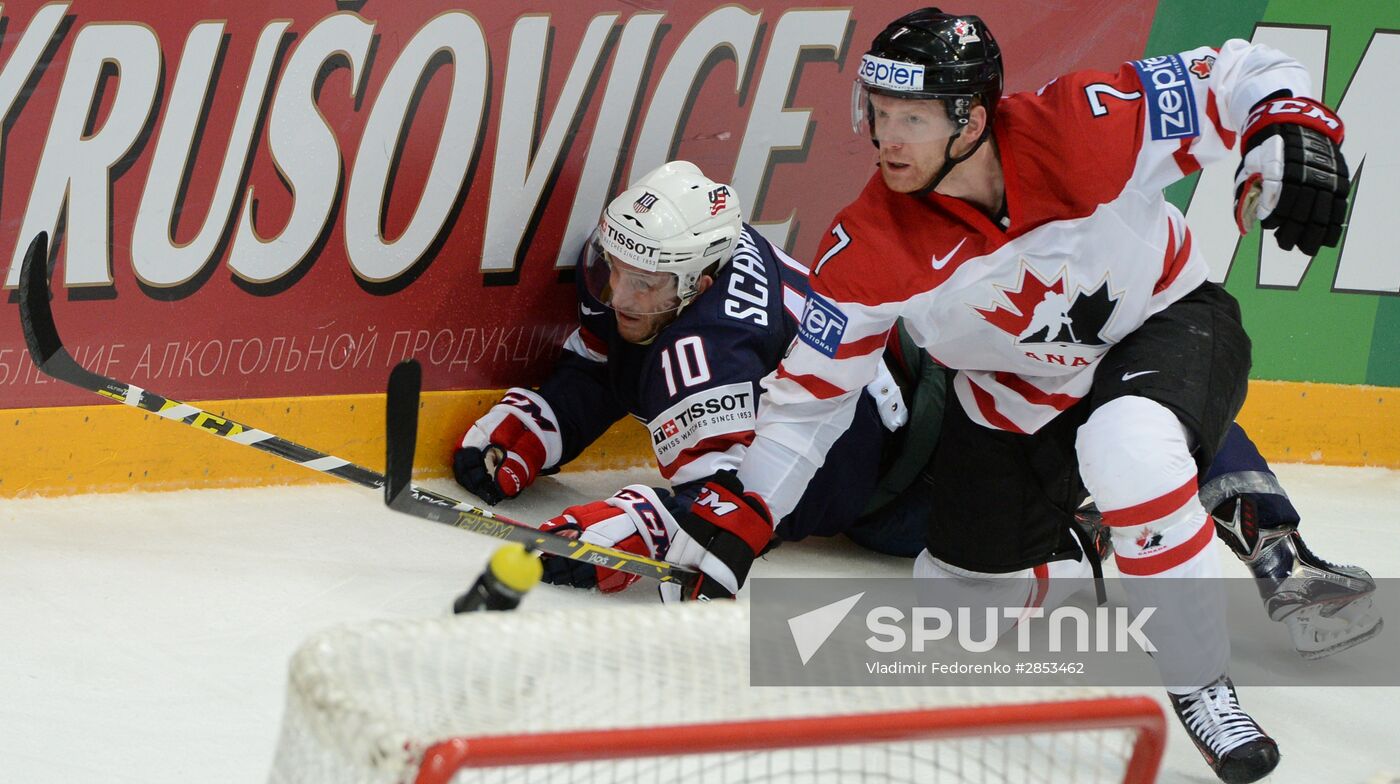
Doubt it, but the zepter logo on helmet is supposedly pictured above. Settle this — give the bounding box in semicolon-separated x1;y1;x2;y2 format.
585;161;742;318
851;7;1003;145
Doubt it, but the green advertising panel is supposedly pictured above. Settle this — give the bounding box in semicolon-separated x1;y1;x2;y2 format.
1148;0;1399;385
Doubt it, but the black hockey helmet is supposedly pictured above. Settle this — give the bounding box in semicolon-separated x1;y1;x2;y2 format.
853;7;1003;135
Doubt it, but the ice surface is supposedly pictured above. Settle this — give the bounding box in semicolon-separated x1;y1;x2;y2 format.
1;463;1396;783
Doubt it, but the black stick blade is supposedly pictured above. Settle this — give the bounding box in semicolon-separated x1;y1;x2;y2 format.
384;360;423;505
16;232;60;367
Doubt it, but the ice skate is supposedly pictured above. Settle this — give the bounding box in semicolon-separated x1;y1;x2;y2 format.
1215;497;1381;659
1169;676;1280;784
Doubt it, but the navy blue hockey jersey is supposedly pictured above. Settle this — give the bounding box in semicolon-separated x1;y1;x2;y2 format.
535;224;888;539
539;224;805;481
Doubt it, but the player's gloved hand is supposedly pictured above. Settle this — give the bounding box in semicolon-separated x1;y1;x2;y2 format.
538;485;677;593
453;389;561;505
662;470;775;603
1234;94;1349;256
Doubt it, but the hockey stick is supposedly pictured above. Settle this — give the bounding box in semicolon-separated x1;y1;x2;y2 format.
16;231;693;586
383;358;696;586
18;232;397;490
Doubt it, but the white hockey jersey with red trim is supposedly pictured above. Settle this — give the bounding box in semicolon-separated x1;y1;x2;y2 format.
740;41;1311;519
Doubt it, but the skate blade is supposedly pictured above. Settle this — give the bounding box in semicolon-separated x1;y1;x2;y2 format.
1297;616;1383;661
1269;584;1376;622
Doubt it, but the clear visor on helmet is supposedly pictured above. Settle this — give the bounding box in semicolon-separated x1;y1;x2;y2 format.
852;81;960;144
583;237;683;317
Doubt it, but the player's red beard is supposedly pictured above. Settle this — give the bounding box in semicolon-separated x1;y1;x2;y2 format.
878;141;945;193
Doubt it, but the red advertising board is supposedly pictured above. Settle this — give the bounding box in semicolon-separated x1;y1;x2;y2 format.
0;1;1153;408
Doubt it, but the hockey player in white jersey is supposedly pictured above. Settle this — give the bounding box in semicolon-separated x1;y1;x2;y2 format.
659;9;1360;783
449;158;1371;653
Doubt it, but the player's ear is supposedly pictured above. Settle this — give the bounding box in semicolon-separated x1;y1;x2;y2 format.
963;104;989;146
695;274;714;296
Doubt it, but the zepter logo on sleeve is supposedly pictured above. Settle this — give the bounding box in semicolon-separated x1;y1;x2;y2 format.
797;293;848;358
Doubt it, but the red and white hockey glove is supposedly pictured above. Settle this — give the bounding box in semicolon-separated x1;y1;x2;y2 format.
1234;94;1349;256
538;485;677;594
662;470;775;603
453;389;562;505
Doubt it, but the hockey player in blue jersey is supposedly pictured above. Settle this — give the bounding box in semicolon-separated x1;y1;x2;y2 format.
454;161;1377;657
454;161;932;597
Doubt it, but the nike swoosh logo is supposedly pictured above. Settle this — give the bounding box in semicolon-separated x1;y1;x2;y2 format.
1121;370;1159;381
581;305;604;316
931;238;966;270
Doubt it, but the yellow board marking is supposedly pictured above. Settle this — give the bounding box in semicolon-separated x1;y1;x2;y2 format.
2;380;1393;497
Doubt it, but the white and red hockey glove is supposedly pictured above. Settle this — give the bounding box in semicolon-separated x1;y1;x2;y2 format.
662;470;775;603
1234;94;1349;256
538;485;677;593
453;388;562;505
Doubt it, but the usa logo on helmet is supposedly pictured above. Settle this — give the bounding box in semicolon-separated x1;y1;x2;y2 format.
633;192;659;213
708;186;729;216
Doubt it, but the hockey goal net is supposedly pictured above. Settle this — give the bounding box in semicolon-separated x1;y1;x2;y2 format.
268;602;1165;784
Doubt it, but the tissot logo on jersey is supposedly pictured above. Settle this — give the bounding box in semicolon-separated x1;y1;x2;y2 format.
1131;55;1200;141
798;293;848;358
648;382;755;466
859;54;925;91
652;388;752;438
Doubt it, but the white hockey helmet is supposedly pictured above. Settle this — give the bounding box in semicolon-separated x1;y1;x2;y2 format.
585;161;742;315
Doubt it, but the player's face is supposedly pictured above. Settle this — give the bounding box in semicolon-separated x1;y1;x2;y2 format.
870;94;955;193
606;256;683;343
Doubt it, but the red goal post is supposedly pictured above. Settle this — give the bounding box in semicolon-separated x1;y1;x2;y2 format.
418;698;1165;784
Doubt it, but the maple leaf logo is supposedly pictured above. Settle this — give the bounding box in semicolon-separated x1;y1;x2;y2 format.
1135;529;1164;552
973;266;1065;338
974;263;1119;347
1189;56;1215;80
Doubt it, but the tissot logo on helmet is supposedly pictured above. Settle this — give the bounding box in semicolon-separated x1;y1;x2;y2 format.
585;161;744;326
598;218;660;267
